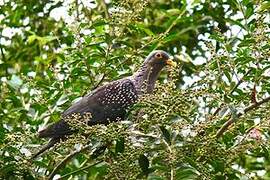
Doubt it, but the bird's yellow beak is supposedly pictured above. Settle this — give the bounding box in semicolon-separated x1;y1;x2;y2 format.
166;58;177;67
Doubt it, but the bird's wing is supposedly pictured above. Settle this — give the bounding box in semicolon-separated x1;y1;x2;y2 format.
62;78;138;121
38;78;137;139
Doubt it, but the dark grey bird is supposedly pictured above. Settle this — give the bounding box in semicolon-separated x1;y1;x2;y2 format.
33;50;176;158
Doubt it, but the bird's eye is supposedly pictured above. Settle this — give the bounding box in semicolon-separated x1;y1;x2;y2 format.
155;53;162;59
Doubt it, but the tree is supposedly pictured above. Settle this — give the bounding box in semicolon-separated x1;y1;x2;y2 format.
1;0;270;179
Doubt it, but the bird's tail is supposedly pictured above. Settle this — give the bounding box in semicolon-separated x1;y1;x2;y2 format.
33;120;77;158
38;120;75;138
31;138;60;159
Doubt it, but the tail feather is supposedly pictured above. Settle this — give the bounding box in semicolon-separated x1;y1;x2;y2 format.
34;120;77;158
38;120;75;138
32;138;60;159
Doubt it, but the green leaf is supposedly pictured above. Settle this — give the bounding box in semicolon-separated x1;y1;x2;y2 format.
27;35;37;44
259;2;270;12
115;137;125;154
135;24;154;36
261;145;269;161
38;36;57;45
176;166;198;180
27;35;57;45
224;70;231;82
166;9;182;15
147;175;164;180
226;18;246;30
242;0;249;6
184;157;198;169
211;160;225;173
56;94;69;106
139;154;149;173
245;7;253;18
7;75;23;90
159;126;171;145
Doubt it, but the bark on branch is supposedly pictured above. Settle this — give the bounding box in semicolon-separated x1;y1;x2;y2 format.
216;96;270;138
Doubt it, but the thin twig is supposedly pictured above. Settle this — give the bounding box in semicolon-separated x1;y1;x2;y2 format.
229;69;252;95
236;0;249;33
243;96;270;113
170;168;174;180
163;4;187;36
75;0;80;20
0;44;5;62
128;130;159;139
31;138;60;159
139;5;187;51
212;104;224;117
0;32;5;62
48;144;107;179
90;43;112;90
162;139;174;180
216;96;270;138
91;73;106;90
58;160;103;179
48;145;91;180
229;125;258;149
100;0;109;19
212;68;253;117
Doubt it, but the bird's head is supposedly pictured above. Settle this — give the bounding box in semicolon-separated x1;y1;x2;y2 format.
143;50;177;68
133;50;177;93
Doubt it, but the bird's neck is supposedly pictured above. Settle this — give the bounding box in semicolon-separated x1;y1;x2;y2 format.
133;63;162;94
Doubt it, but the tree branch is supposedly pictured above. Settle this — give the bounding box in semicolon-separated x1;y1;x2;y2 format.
0;32;5;62
128;130;159;139
48;144;107;180
48;145;91;179
229;68;252;95
32;138;60;159
100;0;109;19
211;69;253;118
91;73;106;91
58;160;103;179
90;44;112;91
139;5;187;51
216;96;270;138
243;96;270;113
0;44;5;62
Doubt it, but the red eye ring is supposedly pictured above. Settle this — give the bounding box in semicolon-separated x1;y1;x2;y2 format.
155;53;162;59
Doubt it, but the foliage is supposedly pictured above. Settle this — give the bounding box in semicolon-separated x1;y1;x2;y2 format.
1;0;270;179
